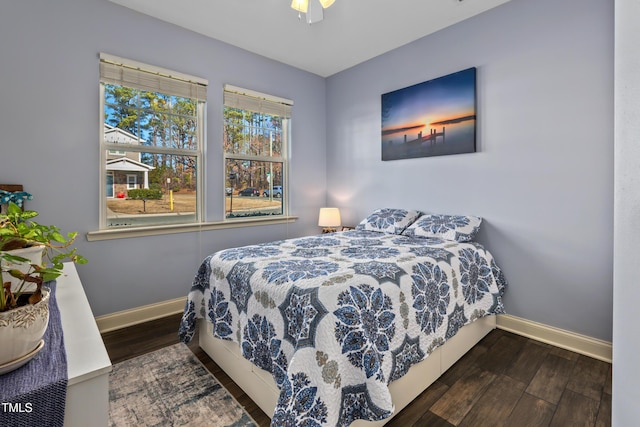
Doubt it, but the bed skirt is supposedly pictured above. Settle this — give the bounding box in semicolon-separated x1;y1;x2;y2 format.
199;315;496;426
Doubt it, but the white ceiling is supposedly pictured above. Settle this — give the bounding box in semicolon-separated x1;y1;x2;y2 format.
109;0;511;77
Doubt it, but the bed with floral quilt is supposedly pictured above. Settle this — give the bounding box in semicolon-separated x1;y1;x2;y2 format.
179;209;507;427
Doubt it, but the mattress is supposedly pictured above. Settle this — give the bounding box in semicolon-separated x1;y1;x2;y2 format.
180;229;507;426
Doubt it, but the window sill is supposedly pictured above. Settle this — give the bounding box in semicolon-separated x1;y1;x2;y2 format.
86;216;298;241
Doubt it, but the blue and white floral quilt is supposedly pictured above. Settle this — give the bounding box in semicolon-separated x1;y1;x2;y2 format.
179;230;507;427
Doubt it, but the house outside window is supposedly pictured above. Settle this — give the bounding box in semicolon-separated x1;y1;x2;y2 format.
223;85;291;219
99;54;207;229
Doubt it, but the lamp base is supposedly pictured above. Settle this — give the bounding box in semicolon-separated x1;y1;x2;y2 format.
321;227;337;233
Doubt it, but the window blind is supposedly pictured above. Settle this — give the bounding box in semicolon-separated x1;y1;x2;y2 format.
100;53;207;101
224;84;292;118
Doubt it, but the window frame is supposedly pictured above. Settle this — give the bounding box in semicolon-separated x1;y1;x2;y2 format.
98;53;207;231
222;85;292;221
88;59;299;241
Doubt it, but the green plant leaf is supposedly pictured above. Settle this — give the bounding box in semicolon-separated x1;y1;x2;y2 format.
0;253;31;264
39;268;62;282
7;202;22;215
1;200;87;283
74;255;88;265
7;269;26;280
0;285;6;311
50;231;66;243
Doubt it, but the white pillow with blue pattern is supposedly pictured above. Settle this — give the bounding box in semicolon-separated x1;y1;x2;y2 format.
402;214;482;242
356;208;422;234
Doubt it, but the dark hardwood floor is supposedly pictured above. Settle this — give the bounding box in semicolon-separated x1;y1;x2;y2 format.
102;314;611;427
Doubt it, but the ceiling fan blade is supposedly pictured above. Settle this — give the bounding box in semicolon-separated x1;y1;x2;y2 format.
319;0;335;8
306;0;323;24
291;0;309;13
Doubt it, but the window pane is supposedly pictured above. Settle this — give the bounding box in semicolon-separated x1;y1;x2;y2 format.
171;113;198;150
223;108;283;158
142;92;169;112
225;159;283;219
106;150;198;227
104;120;142;146
105;89;198;150
104;84;139;108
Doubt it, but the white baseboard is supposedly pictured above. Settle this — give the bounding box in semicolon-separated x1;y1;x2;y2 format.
497;314;612;363
95;297;185;333
95;300;613;364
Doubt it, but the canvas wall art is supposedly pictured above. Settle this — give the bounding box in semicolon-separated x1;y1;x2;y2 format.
381;67;477;161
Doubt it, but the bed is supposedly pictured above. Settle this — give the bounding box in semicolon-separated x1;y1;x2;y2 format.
179;209;507;427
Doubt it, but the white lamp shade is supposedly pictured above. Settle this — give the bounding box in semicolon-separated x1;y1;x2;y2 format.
291;0;309;13
319;0;336;8
318;207;341;227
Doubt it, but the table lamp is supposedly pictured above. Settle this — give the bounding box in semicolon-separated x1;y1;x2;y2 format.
318;207;341;233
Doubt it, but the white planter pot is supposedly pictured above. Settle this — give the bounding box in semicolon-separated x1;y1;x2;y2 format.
1;245;45;293
0;288;50;369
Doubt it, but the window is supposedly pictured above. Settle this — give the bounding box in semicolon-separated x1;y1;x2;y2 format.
223;85;291;219
99;54;207;229
126;174;137;189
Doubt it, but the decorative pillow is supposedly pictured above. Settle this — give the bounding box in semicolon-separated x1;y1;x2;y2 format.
356;208;421;234
402;214;482;242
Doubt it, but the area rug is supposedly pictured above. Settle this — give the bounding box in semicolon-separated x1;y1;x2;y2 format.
109;343;258;427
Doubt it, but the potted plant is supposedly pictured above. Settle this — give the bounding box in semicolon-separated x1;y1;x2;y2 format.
0;201;87;370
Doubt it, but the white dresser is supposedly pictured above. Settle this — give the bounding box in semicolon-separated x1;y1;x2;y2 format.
56;262;112;426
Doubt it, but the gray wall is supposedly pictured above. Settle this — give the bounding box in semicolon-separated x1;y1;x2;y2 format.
326;0;614;341
614;0;640;423
0;0;626;418
0;0;327;316
0;0;616;344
